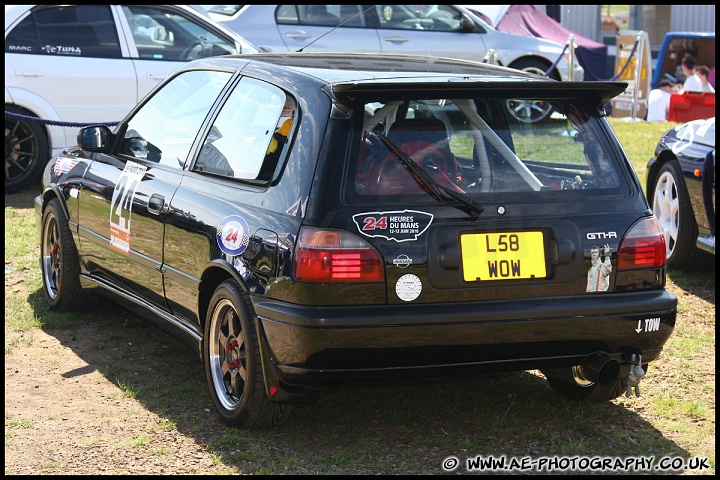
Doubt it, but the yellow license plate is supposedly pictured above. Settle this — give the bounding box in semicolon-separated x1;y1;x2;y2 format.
460;232;546;281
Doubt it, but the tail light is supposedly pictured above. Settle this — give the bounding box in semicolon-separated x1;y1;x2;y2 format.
294;227;385;283
616;216;667;270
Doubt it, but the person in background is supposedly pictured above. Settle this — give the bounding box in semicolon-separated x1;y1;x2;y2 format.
646;79;674;121
680;55;703;92
694;65;715;93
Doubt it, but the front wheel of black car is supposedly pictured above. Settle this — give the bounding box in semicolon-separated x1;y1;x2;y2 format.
652;160;703;269
41;198;97;311
204;280;293;429
5;105;49;193
541;367;627;402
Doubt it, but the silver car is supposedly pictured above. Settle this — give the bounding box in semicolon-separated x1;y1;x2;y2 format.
207;4;584;85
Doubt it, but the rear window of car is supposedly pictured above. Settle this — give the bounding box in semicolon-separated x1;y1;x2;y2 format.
5;5;121;58
347;96;627;203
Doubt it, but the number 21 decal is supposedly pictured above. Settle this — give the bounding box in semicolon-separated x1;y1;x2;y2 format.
109;161;147;254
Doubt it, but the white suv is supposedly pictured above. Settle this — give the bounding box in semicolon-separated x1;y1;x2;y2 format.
5;4;261;192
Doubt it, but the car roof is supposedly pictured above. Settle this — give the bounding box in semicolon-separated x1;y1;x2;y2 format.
185;52;627;104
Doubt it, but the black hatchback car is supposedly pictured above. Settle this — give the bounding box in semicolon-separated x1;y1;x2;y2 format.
36;53;677;429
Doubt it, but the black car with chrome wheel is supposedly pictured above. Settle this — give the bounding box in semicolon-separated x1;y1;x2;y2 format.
646;117;715;269
36;53;676;429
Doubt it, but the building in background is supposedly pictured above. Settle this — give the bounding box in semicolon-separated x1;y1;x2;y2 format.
533;5;715;80
557;5;714;55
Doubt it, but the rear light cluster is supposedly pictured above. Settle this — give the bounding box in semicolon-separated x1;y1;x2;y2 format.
294;227;385;283
616;216;667;270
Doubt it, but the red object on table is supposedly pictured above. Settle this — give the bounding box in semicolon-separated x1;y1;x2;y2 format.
667;91;716;123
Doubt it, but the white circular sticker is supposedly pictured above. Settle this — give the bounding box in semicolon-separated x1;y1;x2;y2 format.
396;274;422;302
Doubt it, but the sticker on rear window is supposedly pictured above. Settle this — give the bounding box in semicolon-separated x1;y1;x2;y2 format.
353;210;433;242
396;274;422;301
216;215;250;256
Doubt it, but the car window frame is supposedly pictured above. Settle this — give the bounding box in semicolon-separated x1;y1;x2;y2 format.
115;69;235;170
191;76;299;184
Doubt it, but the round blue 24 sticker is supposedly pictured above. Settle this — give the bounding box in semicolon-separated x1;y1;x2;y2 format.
216;215;250;256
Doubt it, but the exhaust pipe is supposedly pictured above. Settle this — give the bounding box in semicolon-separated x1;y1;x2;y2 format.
580;353;620;385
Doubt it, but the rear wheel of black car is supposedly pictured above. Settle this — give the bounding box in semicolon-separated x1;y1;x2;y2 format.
541;367;627;402
652;160;703;269
41;198;98;311
5;105;49;193
204;280;293;429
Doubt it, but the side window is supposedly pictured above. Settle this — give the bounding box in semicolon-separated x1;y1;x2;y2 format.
5;5;122;58
276;5;365;27
329;5;366;27
376;5;462;32
119;70;233;168
122;6;237;61
275;5;300;25
297;5;341;26
194;78;296;182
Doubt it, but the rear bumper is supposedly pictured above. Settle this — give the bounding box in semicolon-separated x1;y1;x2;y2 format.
253;290;677;387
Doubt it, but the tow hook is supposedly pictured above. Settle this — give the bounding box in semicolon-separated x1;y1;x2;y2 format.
626;354;645;398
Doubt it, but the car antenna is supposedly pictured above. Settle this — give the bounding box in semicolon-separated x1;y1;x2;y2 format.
296;5;376;52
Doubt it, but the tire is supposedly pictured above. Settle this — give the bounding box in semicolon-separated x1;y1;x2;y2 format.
40;198;98;311
204;280;293;429
5;105;50;193
506;59;556;123
652;160;704;269
541;366;627;402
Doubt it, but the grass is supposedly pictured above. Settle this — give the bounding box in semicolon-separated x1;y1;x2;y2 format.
607;117;678;187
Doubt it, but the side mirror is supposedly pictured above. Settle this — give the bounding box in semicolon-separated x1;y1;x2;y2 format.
78;125;111;151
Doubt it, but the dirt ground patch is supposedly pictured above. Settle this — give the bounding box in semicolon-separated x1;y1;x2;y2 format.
5;189;715;475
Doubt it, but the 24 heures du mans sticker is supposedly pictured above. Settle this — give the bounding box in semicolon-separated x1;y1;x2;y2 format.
352;210;433;242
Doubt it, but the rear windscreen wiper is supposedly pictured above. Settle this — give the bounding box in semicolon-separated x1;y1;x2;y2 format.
369;131;484;220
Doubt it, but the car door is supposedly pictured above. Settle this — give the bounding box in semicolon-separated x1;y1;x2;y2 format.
114;5;243;101
4;5;137;140
371;5;488;62
78;69;234;313
274;5;382;52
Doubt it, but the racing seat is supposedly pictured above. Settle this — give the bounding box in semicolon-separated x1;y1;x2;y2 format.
370;117;462;195
386;118;458;179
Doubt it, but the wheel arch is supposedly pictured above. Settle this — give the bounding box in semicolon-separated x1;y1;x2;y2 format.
507;55;559;80
40;184;71;220
646;150;679;200
197;260;251;350
5;87;67;154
